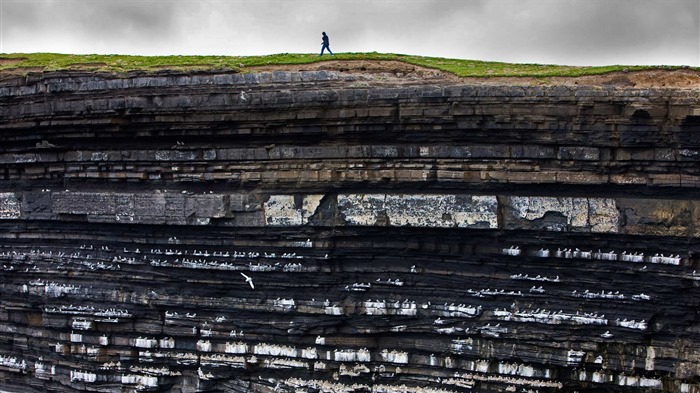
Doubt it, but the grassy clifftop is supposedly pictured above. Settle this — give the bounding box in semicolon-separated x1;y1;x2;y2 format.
0;52;690;78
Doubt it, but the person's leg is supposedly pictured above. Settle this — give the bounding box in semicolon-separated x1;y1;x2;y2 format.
329;47;333;55
320;45;325;56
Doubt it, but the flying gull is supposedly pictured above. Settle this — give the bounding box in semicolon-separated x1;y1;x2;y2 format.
240;273;255;289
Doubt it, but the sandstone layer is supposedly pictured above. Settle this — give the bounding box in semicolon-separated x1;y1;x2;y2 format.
0;68;699;392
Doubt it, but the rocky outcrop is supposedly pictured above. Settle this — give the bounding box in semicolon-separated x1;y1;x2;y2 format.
0;69;699;392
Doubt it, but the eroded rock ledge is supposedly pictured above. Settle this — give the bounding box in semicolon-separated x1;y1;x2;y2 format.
0;70;699;393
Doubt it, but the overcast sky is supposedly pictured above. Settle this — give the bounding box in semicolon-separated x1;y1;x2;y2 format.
1;0;698;66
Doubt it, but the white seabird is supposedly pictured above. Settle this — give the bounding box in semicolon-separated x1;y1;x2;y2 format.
240;273;255;289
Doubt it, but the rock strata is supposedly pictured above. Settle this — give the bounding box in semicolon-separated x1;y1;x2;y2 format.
0;69;699;392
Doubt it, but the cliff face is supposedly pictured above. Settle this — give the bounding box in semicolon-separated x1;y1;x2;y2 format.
0;68;699;393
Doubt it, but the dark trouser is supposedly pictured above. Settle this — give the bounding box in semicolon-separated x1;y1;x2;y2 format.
320;45;333;56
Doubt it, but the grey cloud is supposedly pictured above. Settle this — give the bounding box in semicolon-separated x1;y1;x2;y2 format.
304;0;698;65
1;0;697;66
420;0;699;65
4;0;189;53
80;2;179;36
507;0;700;65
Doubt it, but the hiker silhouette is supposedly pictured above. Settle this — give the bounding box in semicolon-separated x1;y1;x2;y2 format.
320;32;333;56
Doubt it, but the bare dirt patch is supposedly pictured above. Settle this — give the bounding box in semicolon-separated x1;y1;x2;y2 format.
246;60;456;81
148;64;221;70
544;69;700;88
0;57;26;65
67;62;108;69
0;66;44;78
247;60;700;88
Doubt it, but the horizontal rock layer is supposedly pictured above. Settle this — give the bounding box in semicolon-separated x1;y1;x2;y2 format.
0;70;699;393
3;190;700;237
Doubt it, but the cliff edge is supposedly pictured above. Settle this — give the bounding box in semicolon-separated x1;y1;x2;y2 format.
0;67;699;392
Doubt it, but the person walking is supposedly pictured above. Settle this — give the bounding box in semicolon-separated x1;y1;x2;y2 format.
320;32;333;56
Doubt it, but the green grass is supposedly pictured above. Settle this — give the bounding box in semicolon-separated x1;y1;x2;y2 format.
0;52;694;78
